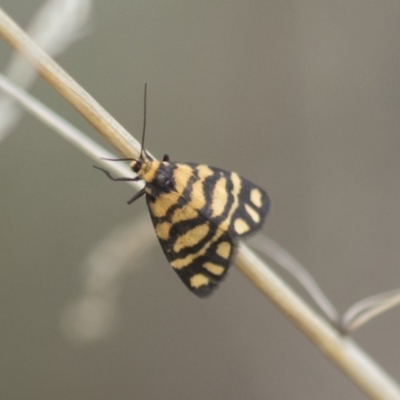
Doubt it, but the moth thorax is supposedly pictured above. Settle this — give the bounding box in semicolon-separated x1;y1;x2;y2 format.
129;159;160;183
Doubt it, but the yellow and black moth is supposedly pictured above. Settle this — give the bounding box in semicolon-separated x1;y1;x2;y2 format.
94;86;270;297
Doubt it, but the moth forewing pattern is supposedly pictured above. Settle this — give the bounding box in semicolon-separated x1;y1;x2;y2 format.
130;156;270;297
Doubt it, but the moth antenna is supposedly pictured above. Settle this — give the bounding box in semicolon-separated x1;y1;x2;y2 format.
140;83;147;160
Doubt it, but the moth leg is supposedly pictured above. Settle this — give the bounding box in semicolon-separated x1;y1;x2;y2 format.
93;165;140;182
127;189;146;204
163;154;170;161
100;157;135;162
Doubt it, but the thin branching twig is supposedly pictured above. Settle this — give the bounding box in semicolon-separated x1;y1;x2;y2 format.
0;0;92;142
0;7;399;400
251;233;400;335
0;72;141;189
250;234;340;324
61;215;155;342
0;6;142;160
342;289;400;333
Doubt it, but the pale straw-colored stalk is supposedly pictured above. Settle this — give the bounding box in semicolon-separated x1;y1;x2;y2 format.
0;0;92;142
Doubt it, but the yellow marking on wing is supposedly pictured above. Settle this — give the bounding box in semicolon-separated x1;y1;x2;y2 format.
173;164;194;194
155;221;172;240
216;241;231;259
234;218;250;234
148;191;181;218
245;204;260;223
190;274;210;289
171;229;225;269
170;171;240;269
190;179;206;210
173;223;210;253
211;176;228;218
174;165;214;211
218;172;242;232
203;262;225;276
197;165;214;180
171;204;198;224
250;188;263;208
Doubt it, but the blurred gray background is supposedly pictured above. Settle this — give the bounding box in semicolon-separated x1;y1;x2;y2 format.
1;1;400;399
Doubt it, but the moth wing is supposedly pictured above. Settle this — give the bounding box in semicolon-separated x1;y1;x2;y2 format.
225;171;270;237
179;163;270;238
167;225;235;297
145;162;269;296
146;188;235;297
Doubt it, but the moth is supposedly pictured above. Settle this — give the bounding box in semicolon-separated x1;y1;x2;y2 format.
94;85;270;297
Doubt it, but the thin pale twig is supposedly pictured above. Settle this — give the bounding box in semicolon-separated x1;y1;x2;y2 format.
0;73;142;190
341;289;400;333
0;0;92;142
61;215;155;342
0;6;144;160
250;234;339;324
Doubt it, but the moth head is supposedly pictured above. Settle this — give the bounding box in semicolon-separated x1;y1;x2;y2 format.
129;158;144;174
129;155;152;178
130;153;162;185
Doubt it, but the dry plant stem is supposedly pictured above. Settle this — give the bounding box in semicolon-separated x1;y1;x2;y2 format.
342;290;400;333
61;215;156;342
250;235;339;323
0;73;142;191
236;244;400;400
0;0;92;141
0;6;140;160
3;0;91;85
0;7;399;400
